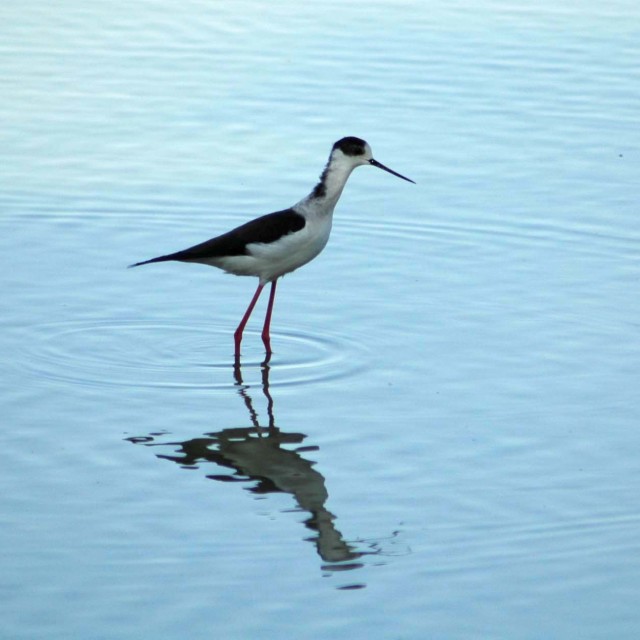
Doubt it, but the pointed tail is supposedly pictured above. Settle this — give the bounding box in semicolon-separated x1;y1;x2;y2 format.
128;254;174;268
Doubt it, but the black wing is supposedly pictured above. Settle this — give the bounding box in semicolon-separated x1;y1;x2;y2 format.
129;208;306;267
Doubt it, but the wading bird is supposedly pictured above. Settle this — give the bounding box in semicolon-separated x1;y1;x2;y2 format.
130;136;414;359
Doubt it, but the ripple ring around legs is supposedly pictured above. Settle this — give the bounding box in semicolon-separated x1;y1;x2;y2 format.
19;319;370;390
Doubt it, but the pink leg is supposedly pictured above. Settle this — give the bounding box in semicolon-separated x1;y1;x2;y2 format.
234;282;264;358
261;279;278;357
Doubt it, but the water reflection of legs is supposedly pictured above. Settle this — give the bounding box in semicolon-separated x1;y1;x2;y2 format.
233;357;275;434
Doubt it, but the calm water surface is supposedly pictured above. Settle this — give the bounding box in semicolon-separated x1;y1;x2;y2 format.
2;1;639;638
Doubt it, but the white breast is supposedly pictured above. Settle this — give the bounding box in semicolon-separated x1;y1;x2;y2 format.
213;212;333;285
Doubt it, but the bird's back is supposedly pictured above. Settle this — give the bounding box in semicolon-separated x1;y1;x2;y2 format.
130;208;306;268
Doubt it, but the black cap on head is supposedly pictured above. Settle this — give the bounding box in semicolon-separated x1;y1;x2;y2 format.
333;136;367;156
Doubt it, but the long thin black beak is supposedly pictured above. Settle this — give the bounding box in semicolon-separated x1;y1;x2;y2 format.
369;158;415;184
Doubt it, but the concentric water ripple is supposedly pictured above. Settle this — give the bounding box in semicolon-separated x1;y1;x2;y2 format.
19;319;369;390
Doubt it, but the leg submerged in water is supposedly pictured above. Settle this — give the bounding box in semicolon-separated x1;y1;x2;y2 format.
261;279;278;358
234;282;265;358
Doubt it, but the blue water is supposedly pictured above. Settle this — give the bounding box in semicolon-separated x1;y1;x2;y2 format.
2;1;640;638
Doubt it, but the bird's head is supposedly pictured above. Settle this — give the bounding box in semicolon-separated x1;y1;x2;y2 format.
331;136;415;184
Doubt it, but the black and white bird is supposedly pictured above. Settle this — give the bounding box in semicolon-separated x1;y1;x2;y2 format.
130;136;414;359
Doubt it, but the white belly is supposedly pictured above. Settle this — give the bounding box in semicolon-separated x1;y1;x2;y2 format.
213;215;333;284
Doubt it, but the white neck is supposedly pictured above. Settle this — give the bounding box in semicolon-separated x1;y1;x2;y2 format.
294;152;357;215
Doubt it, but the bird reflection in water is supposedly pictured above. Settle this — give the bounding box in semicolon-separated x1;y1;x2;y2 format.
127;362;373;574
